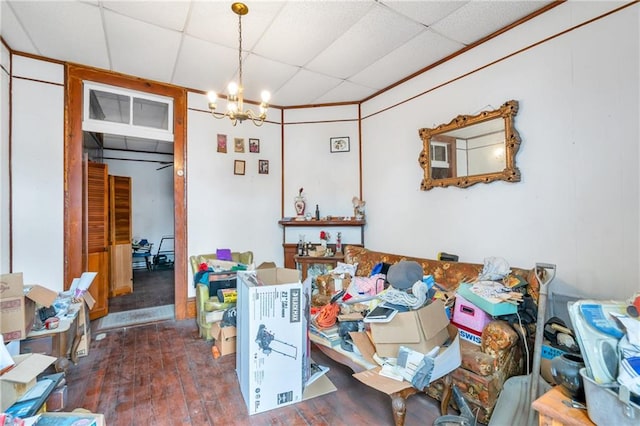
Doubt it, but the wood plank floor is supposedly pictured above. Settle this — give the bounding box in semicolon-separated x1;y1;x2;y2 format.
109;269;175;313
65;319;446;425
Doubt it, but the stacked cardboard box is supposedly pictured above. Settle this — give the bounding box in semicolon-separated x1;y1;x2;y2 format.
0;273;58;343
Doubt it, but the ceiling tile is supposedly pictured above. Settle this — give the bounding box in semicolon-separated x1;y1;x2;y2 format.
238;54;299;105
314;80;377;105
8;1;109;69
1;3;37;54
350;29;464;90
305;2;424;79
104;10;182;83
381;0;469;26
101;1;191;31
252;1;373;67
272;69;343;107
431;1;551;45
172;34;237;94
185;1;282;50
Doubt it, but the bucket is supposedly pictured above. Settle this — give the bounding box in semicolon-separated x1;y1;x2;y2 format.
581;367;640;425
433;415;472;426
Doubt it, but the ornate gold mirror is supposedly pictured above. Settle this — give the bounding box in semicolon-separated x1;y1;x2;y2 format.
418;100;521;190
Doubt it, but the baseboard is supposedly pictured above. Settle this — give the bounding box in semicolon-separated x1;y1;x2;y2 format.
186;297;197;319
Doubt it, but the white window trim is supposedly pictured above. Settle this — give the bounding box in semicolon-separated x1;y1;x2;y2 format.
431;142;449;168
82;81;174;142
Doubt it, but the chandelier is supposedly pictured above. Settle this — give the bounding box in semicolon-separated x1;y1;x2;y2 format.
207;2;270;127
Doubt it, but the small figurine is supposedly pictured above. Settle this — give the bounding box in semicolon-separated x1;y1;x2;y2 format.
352;196;366;220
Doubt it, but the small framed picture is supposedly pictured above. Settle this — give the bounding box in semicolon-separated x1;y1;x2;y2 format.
249;138;260;153
217;134;227;153
234;137;245;153
234;160;245;175
258;159;269;174
330;137;350;153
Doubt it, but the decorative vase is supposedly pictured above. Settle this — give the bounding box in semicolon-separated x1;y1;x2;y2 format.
294;196;306;216
550;353;586;402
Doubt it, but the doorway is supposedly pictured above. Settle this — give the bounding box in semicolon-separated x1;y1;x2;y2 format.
64;64;188;321
84;131;176;318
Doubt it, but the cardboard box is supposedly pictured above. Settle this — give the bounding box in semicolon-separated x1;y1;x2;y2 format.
75;296;94;358
45;384;68;412
456;283;517;316
451;321;482;346
0;273;58;342
212;323;237;356
370;299;450;358
353;324;462;392
236;268;311;415
0;353;57;411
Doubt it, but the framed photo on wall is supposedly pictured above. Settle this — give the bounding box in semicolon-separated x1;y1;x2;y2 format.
258;159;269;174
234;137;245;153
234;160;245;175
330;137;350;153
249;138;260;153
217;134;227;153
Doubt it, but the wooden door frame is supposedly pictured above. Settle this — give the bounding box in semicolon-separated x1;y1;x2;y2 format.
64;64;188;320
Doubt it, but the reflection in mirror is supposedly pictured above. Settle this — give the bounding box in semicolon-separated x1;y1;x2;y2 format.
418;100;520;190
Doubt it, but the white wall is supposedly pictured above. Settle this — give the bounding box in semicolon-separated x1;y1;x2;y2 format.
10;56;65;290
103;150;175;255
1;43;10;273
359;2;639;300
282;106;361;245
5;1;638;304
186;92;283;296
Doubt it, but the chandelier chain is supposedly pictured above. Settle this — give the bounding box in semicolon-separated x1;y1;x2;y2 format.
238;12;243;88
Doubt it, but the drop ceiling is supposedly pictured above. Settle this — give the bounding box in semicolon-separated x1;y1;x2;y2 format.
2;0;557;154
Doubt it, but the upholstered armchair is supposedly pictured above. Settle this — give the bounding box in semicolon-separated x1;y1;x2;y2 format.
189;251;253;340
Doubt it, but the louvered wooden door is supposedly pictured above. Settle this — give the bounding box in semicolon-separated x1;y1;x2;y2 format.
109;175;133;296
86;161;109;320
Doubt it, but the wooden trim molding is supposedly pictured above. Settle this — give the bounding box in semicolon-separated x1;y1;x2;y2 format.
64;64;188;320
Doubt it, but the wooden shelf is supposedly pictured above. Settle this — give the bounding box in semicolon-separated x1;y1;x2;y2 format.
278;218;365;227
279;218;366;269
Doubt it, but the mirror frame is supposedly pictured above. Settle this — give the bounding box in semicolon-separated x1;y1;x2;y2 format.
418;100;521;190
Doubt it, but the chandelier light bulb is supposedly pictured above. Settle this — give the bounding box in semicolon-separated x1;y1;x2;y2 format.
261;90;271;103
207;91;217;103
227;102;238;113
228;82;238;96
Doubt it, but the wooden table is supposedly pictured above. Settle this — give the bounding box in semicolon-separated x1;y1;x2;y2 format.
311;333;424;426
532;386;594;426
294;254;344;281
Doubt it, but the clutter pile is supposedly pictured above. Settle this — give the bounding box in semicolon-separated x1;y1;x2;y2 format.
566;295;640;425
1;271;98;419
189;250;254;347
308;245;542;424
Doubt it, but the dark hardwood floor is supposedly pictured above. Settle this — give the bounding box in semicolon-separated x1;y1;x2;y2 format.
70;269;446;424
109;269;175;313
66;318;445;425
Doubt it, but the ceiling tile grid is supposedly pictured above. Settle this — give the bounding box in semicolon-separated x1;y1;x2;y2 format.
2;0;560;153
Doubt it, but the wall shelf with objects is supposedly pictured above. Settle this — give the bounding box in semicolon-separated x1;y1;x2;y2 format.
278;218;365;270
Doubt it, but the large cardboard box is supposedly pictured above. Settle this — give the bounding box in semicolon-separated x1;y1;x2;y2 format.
370;299;450;358
0;273;58;342
236;268;311;415
0;353;56;411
